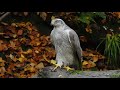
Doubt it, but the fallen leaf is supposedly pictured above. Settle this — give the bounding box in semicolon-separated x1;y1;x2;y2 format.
82;61;89;66
23;12;28;16
0;33;5;35
85;26;92;33
88;53;94;57
80;36;87;42
11;23;17;27
0;57;5;67
17;30;23;35
35;62;44;69
0;57;5;63
92;55;98;62
9;54;14;60
40;12;47;21
82;51;89;56
0;67;6;74
88;61;96;68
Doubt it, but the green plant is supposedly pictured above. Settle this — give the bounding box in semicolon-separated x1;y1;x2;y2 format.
97;33;120;69
104;34;120;68
77;12;106;25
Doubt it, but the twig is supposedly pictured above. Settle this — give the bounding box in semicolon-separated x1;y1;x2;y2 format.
0;12;11;21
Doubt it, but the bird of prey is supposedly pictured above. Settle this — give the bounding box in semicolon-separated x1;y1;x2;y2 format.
50;18;83;71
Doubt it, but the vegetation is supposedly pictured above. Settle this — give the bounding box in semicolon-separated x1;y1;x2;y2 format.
104;34;120;69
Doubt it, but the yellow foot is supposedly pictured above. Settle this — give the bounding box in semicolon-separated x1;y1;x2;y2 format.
52;64;61;71
63;66;75;71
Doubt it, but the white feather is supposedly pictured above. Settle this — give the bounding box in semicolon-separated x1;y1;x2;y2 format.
65;29;72;44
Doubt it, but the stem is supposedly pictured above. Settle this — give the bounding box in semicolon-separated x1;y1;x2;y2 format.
0;12;11;21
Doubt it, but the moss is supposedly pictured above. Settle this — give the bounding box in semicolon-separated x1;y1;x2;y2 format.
69;70;83;75
110;73;120;78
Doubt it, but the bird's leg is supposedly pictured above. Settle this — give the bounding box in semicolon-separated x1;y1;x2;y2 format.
63;66;75;71
50;60;63;71
52;64;61;71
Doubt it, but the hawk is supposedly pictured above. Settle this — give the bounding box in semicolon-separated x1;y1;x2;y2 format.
50;18;83;70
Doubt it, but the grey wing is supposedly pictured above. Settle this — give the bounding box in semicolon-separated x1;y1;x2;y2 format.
50;30;55;46
69;30;83;69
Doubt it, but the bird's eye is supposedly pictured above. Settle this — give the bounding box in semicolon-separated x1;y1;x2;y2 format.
55;20;60;24
55;20;63;25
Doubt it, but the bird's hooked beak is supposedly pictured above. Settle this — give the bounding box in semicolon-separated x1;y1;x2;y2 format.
50;16;56;26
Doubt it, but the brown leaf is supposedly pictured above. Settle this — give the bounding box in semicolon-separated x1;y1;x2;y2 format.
92;55;98;62
0;67;6;74
82;51;89;57
85;25;92;33
23;49;33;54
0;57;5;67
80;36;87;42
9;41;16;48
17;30;23;35
0;45;4;51
40;12;47;21
23;12;28;16
17;22;26;27
88;53;94;57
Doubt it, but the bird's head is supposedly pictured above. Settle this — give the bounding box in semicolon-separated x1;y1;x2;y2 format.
51;18;65;27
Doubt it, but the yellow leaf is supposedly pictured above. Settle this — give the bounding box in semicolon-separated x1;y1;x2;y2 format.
35;50;39;53
29;67;36;72
88;61;96;68
18;57;24;62
0;33;5;35
11;23;18;27
30;63;36;67
85;26;92;33
26;22;32;26
92;55;98;62
23;49;32;54
35;62;44;69
9;54;14;60
21;54;25;58
0;57;5;62
88;53;94;56
82;61;89;66
36;42;41;46
37;33;40;37
0;57;5;67
13;34;17;38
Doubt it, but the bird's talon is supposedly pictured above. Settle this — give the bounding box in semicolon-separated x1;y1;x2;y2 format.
52;64;61;71
63;66;75;71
